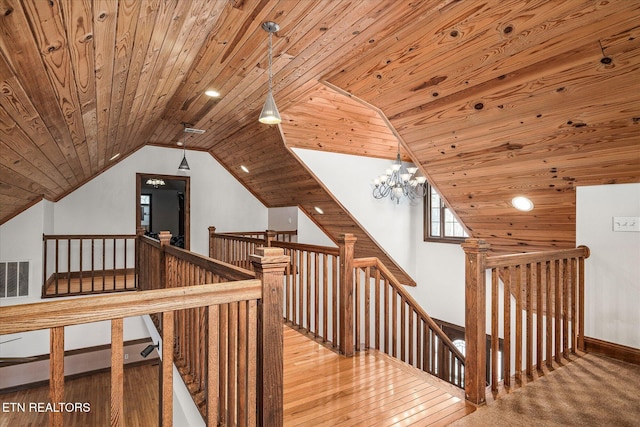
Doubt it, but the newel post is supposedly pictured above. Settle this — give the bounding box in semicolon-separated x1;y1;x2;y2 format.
339;233;357;357
158;231;172;289
265;229;276;247
251;247;288;426
461;238;490;405
208;226;216;258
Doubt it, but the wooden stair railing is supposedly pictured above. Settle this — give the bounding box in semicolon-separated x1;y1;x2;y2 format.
0;280;263;427
352;256;466;388
462;238;590;405
42;234;137;297
137;233;287;425
209;228;466;390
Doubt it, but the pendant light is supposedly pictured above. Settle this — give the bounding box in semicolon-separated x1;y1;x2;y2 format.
178;124;190;171
258;21;281;125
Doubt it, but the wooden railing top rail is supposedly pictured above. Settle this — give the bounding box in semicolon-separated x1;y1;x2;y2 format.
353;256;466;363
485;246;590;268
271;240;340;256
0;281;262;335
44;233;137;240
225;230;297;237
212;233;266;245
163;243;255;281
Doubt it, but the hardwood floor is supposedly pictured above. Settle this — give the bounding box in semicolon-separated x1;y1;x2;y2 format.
0;326;473;426
44;273;137;296
283;326;473;426
0;362;159;427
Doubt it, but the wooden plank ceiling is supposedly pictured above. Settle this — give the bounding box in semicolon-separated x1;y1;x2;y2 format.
1;1;639;278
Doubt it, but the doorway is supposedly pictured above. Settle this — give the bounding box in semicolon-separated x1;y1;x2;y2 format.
136;173;190;250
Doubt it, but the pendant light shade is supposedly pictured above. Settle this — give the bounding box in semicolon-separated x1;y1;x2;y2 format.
178;152;190;171
259;90;281;124
259;21;281;125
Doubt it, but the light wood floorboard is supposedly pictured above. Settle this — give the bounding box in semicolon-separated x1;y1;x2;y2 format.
0;325;472;426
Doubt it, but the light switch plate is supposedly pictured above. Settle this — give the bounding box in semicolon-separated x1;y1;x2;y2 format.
613;216;640;232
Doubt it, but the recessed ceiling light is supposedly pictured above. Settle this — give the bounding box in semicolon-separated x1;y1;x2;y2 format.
109;153;120;161
512;196;534;211
314;206;324;214
205;90;220;97
176;141;183;146
240;165;249;173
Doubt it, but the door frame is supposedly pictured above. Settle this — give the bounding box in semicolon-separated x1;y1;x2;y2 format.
136;173;191;250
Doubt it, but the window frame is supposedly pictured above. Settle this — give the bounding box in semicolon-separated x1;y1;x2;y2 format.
423;184;468;243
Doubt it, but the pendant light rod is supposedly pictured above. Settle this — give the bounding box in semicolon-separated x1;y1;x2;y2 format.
259;21;282;125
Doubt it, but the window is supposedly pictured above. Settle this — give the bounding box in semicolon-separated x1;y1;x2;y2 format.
424;185;468;242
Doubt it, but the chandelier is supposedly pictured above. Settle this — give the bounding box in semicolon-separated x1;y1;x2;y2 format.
146;178;165;188
372;144;427;203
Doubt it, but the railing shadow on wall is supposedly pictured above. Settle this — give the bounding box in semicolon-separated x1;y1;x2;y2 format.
463;238;590;405
208;227;465;390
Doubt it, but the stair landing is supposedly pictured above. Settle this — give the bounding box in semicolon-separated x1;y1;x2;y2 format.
283;325;474;426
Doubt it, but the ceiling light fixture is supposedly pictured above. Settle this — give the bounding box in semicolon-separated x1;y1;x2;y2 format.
146;178;165;188
258;21;281;125
178;123;190;171
512;196;534;211
372;143;427;204
314;206;324;214
205;89;220;97
241;165;249;173
109;153;120;161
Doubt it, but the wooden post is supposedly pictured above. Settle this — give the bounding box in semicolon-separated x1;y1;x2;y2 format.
208;226;216;258
135;227;145;289
158;231;172;289
462;238;490;405
339;234;357;357
160;311;174;426
49;326;64;427
251;247;288;426
110;318;124;427
265;229;276;247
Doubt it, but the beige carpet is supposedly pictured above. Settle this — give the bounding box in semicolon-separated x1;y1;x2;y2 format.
450;353;640;427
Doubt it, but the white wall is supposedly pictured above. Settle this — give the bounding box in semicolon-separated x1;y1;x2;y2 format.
291;148;466;326
577;183;640;348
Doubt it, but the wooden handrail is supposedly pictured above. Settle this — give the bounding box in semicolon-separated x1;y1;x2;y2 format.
271;240;340;256
352;256;465;388
0;281;261;335
44;234;137;240
164;244;255;281
355;257;466;362
463;238;590;405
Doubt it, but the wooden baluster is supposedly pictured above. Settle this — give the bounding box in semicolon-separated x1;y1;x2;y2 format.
92;238;96;292
462;238;490;405
207;304;220;425
400;296;406;362
332;255;338;347
102;237;106;290
251;246;288;427
578;249;588;351
384;279;390;355
514;265;522;383
374;268;381;351
79;239;84;292
43;235;48;297
322;253;328;342
571;257;577;353
563;258;570;358
111;318;124;427
228;301;238;426
392;287;398;358
314;252;320;338
491;268;499;391
536;262;543;371
526;263;533;378
123;238;127;289
247;299;257;426
219;304;228;425
238;300;248;425
160;311;174;427
112;237;117;290
208;226;216;258
339;234;356;357
355;268;361;351
546;260;554;368
365;266;371;350
408;307;414;366
555;259;562;364
305;251;311;333
67;238;71;293
50;326;64;427
504;267;511;388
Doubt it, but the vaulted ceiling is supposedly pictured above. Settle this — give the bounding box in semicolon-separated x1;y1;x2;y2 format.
1;1;639;281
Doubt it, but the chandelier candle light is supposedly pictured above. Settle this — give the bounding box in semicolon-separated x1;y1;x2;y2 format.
372;145;427;203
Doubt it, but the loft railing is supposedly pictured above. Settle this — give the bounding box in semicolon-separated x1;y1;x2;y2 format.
462;239;590;405
209;228;465;389
137;232;286;425
0;280;265;427
352;256;465;388
42;234;137;297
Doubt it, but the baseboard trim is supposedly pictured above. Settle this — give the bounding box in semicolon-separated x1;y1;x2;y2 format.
584;336;640;365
